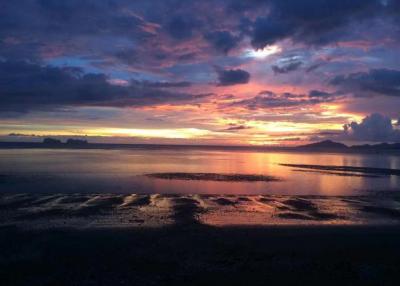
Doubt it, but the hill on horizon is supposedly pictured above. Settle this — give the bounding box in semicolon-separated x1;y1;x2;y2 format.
297;140;348;149
297;140;400;150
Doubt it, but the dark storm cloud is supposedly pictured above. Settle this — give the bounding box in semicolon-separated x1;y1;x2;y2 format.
216;68;250;86
0;0;164;39
0;0;246;67
251;17;294;49
204;31;241;54
330;69;400;97
386;0;400;18
0;61;212;113
165;15;199;40
251;0;382;48
0;0;397;69
0;0;155;60
343;113;400;142
271;61;302;74
0;0;211;71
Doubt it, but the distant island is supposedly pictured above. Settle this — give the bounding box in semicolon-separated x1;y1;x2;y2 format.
42;138;62;145
296;140;348;149
42;138;88;146
296;140;400;151
0;139;399;153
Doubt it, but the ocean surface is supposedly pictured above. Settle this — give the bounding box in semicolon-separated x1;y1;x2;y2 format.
0;148;399;195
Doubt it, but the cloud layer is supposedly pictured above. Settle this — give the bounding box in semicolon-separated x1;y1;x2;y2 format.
0;60;211;112
0;0;400;144
331;69;400;97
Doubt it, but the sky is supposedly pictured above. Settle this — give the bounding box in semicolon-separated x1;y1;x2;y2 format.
1;0;400;146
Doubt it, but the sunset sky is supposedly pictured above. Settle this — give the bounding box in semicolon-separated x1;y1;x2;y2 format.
1;0;400;145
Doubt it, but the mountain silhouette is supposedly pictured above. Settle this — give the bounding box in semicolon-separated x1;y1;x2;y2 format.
297;140;348;149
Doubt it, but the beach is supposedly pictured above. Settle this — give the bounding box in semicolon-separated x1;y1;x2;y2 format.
2;193;400;285
1;194;400;286
1;148;400;285
1;193;400;229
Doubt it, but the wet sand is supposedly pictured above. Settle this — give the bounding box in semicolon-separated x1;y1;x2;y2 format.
1;193;400;285
2;193;400;228
280;163;400;177
145;172;280;182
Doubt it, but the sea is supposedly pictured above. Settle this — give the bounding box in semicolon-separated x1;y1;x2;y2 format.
0;147;399;195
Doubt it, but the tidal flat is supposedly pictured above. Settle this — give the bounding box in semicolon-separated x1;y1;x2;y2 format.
2;193;400;286
2;193;400;229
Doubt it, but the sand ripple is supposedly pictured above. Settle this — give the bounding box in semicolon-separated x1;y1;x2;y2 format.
1;193;400;229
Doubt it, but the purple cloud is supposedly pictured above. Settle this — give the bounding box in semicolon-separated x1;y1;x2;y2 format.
216;67;250;86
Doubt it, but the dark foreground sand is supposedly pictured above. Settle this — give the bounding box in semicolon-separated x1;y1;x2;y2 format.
1;193;400;285
2;225;400;285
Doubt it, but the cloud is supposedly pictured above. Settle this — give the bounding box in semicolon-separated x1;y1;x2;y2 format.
223;124;250;132
251;17;294;49
0;60;212;113
250;0;381;48
386;0;400;20
0;1;156;60
272;60;302;74
165;15;199;40
216;67;250;86
8;133;36;137
342;113;400;142
204;31;240;54
0;0;397;76
1;1;398;61
330;69;400;97
130;80;192;88
305;62;324;73
228;90;337;110
0;1;235;70
308;90;336;98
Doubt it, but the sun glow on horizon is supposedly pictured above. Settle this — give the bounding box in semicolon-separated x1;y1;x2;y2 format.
89;127;211;139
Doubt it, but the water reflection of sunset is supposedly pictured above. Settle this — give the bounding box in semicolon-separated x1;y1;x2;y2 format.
0;149;398;196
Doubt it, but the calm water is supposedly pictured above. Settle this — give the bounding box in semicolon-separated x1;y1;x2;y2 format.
0;148;399;195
